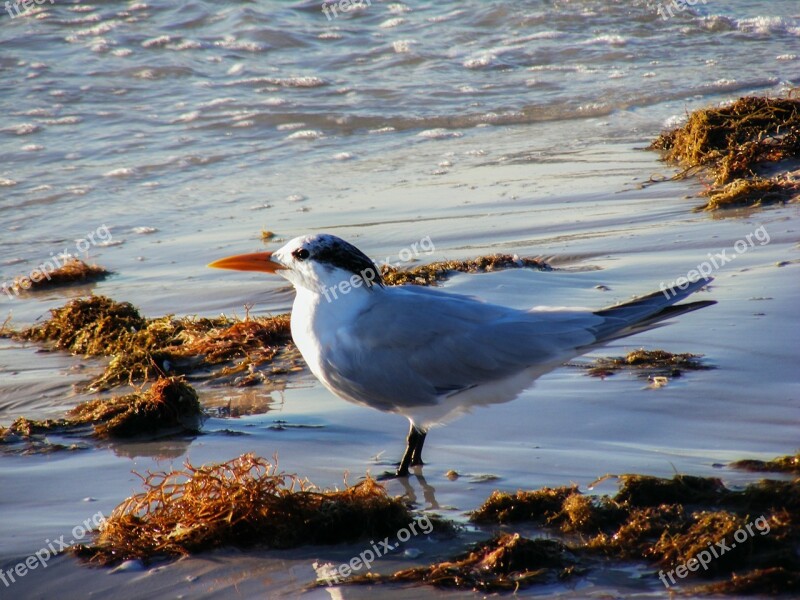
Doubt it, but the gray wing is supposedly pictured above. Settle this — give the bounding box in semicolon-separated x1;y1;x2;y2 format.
320;285;601;410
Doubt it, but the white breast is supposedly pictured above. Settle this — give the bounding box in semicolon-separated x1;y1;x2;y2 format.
289;283;373;393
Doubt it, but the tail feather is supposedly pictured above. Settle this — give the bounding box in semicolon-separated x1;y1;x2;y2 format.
588;277;715;345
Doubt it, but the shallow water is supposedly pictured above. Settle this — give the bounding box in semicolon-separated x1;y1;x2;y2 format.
1;1;799;598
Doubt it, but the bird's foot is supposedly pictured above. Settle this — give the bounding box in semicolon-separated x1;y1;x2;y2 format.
377;464;425;480
377;469;409;481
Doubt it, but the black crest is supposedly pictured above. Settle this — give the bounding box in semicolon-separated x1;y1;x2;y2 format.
310;235;384;288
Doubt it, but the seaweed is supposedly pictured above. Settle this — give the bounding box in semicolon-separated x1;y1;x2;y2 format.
614;473;727;506
65;460;798;595
0;424;88;456
1;377;204;440
731;453;800;475
345;533;576;592
650;96;800;210
580;349;711;378
69;376;204;438
381;254;551;287
471;486;579;524
466;474;800;593
11;296;298;390
703;176;792;210
73;454;417;565
8;257;110;294
18;295;145;356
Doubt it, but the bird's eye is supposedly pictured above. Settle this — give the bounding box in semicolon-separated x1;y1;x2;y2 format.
294;248;310;261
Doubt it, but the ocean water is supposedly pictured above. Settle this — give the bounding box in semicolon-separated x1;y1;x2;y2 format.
1;0;797;318
1;1;799;598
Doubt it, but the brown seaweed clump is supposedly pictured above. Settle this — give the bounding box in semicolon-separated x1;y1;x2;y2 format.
8;257;110;294
470;486;580;524
74;454;416;565
730;452;800;475
467;474;800;593
703;176;790;211
381;254;551;286
346;533;575;592
0;425;87;456
581;349;710;378
1;377;204;441
650;96;800;210
11;296;298;390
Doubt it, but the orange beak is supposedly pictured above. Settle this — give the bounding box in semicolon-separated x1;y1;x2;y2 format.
208;251;285;273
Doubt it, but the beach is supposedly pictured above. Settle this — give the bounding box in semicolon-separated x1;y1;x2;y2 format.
1;1;799;598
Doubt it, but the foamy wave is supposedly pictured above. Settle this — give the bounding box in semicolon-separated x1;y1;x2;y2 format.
583;34;626;46
705;78;738;89
393;40;416;53
65;21;119;41
172;111;200;123
510;31;566;43
227;76;326;88
213;36;265;52
277;123;307;131
463;53;496;69
379;17;406;28
41;116;82;125
417;128;463;139
285;130;324;140
20;108;54;117
171;40;203;51
199;97;236;108
261;97;288;106
142;35;172;48
663;114;687;129
736;15;799;35
6;123;40;135
104;167;138;178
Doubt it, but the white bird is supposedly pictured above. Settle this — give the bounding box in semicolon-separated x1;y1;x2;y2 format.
210;234;714;477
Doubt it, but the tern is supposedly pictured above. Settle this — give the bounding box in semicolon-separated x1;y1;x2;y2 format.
210;234;714;477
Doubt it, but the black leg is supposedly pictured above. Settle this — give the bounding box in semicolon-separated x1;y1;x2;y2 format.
410;431;426;466
396;424;425;477
377;424;427;480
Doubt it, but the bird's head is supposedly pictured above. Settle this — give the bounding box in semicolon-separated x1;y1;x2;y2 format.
209;233;384;295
